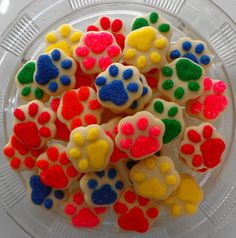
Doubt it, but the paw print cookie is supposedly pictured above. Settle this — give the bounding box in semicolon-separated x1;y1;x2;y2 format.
45;24;83;57
57;86;103;131
16;61;50;102
64;188;108;228
87;16;126;49
95;63;143;112
168;37;213;70
130;156;180;201
80;165;124;206
36;144;81;189
28;174;68;211
73;31;122;74
146;98;185;144
123;26;169;73
113;187;159;233
3;135;44;171
186;77;228;121
67;125;114;173
179;123;226;172
158;58;204;104
35;48;77;96
13;100;56;149
163;174;204;216
115;111;165;160
132;11;172;39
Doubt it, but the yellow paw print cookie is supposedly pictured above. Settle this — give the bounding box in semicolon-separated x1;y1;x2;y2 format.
66;125;114;173
163;174;203;216
123;26;169;73
45;24;83;57
130;156;180;201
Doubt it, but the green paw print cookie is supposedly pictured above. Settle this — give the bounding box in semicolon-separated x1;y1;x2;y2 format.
146;98;185;144
131;11;172;39
16;61;50;102
158;58;204;104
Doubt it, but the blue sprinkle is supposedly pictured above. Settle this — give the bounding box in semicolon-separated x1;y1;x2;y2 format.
127;82;139;92
170;50;181;59
30;175;41;188
182;41;192;51
61;59;72;69
108;168;117;179
44;198;53;209
96;171;105;177
88;179;98;189
96;76;107;86
60;75;71;85
122;69;133;80
109;64;119;77
142;87;148;96
130;100;138;109
195;43;204;54
51;49;61;61
200;55;210;65
54;190;65;200
48;82;58;92
115;181;124;190
183;53;199;64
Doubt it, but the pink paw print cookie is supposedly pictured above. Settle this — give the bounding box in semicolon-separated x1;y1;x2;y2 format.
179;123;226;172
73;31;122;74
186;77;228;121
13;100;56;149
115;111;165;160
87;16;126;49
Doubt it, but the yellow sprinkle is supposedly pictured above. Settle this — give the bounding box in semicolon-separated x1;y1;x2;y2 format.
133;172;145;182
87;127;99;141
78;159;89;171
59;24;71;37
163;195;175;205
165;175;177;185
45;41;71;56
73;133;84;146
70;32;82;43
45;33;57;43
144;157;156;170
159;162;171;173
171;204;182;216
137;55;147;69
154;38;167;49
68;148;81;159
150;52;161;63
124;49;136;59
185;203;197;215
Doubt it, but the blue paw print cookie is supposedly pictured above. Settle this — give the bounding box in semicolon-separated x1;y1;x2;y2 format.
95;63;143;112
168;37;212;70
29;174;67;211
34;48;77;96
80;165;124;206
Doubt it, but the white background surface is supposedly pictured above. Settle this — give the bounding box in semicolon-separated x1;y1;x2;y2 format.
0;0;235;237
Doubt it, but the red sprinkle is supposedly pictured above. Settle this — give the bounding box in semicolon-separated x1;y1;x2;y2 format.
111;19;123;32
181;144;195;154
124;190;136;203
14;108;25;121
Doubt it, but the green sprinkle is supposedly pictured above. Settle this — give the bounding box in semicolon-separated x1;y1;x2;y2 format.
188;81;200;91
155;151;161;156
162;66;173;77
162;80;173;90
174;87;185;100
168;106;178;117
154;100;164;113
21;86;31;96
150;11;159;23
158;23;170;33
132;18;149;31
17;61;36;84
162;119;182;143
34;88;44;99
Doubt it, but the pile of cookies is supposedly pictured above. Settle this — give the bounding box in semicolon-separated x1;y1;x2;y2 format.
3;11;228;233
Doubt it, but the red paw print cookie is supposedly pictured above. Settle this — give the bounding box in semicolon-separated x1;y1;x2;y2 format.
36;144;81;189
186;77;228;121
57;86;103;131
64;188;108;228
115;111;165;160
87;16;126;49
113;187;159;233
3;135;44;171
73;31;122;74
179;123;226;172
13;100;56;149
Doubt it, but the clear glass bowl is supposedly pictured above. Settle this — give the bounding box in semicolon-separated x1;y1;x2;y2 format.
0;0;236;237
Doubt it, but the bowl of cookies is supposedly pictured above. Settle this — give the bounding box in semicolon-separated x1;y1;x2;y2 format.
0;0;236;238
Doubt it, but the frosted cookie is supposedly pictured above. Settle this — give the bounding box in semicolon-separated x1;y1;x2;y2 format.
87;16;126;49
168;37;213;70
123;26;169;73
144;68;160;91
34;48;77;96
73;31;122;74
186;77;228;121
13;100;56;149
131;11;172;39
67;125;114;173
163;174;204;216
158;58;204;104
130;156;180;201
115;111;165;160
146;98;185;144
3;135;44;171
80;165;124;207
179;123;226;173
113;187;159;233
28;174;68;211
45;24;83;57
16;61;50;102
95;63;143;112
36;144;81;190
64;188;108;228
57;86;103;131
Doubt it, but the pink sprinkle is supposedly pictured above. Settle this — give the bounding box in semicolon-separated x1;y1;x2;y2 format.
137;117;149;130
82;57;96;70
204;77;213;91
75;47;89;57
149;126;161;137
190;101;202;114
107;45;121;58
98;56;112;71
87;25;99;32
120;138;133;149
213;81;226;93
121;123;134;136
